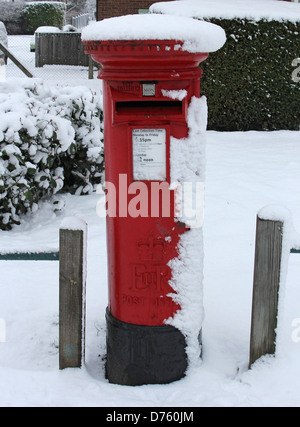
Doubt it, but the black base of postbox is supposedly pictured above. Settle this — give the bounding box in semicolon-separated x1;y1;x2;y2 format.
105;308;188;386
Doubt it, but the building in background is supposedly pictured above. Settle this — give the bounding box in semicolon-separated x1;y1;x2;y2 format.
96;0;165;20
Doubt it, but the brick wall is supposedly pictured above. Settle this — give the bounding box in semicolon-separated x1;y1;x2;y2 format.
97;0;168;20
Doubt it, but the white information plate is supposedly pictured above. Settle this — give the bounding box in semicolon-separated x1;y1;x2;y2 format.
142;83;156;97
132;129;166;181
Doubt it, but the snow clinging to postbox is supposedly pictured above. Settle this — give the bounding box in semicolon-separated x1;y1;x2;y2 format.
82;13;226;386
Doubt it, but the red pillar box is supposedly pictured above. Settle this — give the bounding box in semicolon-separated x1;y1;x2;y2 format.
82;14;226;385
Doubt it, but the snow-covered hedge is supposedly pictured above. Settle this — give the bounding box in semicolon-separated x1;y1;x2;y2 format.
199;18;300;131
150;1;300;131
24;1;66;33
0;79;104;230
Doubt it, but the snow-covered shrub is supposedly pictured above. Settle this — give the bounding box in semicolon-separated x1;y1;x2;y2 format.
24;2;66;33
0;79;104;230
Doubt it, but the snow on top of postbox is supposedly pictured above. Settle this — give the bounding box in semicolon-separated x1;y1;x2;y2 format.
81;14;226;53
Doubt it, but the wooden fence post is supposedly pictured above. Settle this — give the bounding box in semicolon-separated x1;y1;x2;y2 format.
35;33;40;68
59;217;87;370
249;215;283;368
88;55;94;79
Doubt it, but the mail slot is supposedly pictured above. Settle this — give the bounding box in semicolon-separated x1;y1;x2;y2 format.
115;100;183;117
83;14;226;386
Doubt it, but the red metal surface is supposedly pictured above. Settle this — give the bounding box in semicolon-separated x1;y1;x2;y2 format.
84;40;208;80
83;40;208;326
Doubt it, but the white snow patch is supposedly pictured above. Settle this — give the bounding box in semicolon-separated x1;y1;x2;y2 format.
82;14;226;53
258;204;300;252
35;27;61;34
162;89;188;100
167;96;207;370
258;204;294;223
150;0;300;23
167;227;204;368
60;216;87;232
171;95;207;212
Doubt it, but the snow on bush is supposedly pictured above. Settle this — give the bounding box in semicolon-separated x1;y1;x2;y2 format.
24;1;66;33
0;79;104;230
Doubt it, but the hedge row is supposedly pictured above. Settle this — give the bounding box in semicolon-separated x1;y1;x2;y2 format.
24;2;66;33
200;18;300;131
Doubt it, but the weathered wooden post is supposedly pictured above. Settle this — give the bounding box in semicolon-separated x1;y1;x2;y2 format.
88;55;94;79
249;208;288;368
35;33;40;68
59;217;87;370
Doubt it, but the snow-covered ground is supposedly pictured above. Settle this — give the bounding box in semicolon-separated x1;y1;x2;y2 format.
1;129;300;407
1;4;300;405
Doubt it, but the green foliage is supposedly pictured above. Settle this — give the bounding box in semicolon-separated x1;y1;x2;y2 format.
24;1;66;33
0;81;104;230
200;18;300;131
